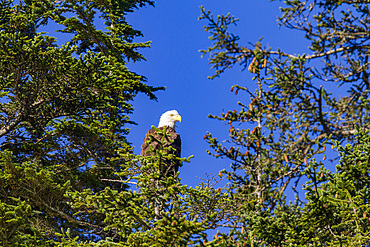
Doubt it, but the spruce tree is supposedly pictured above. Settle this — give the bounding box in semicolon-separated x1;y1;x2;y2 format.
200;0;370;245
0;0;160;245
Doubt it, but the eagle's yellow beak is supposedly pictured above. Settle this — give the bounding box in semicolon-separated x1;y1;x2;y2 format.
172;114;182;122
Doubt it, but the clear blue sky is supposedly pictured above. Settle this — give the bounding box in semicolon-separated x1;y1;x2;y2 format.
28;0;312;195
36;0;313;198
126;0;309;189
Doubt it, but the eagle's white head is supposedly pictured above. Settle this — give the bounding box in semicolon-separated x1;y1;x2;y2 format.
158;110;182;128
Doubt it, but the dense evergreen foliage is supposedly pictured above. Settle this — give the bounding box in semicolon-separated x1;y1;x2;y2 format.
1;0;369;246
0;0;161;245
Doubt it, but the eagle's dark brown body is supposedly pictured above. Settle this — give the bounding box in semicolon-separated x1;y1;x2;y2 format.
141;127;181;177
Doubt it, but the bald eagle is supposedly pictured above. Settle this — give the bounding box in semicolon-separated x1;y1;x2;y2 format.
141;110;182;177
